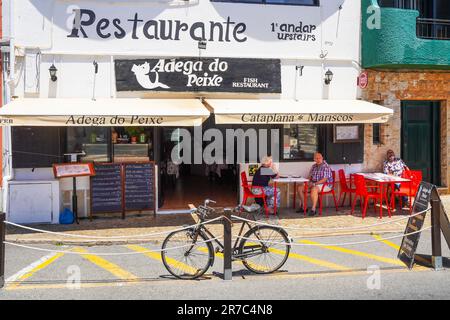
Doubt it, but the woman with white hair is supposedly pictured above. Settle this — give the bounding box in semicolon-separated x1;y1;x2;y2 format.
251;156;280;213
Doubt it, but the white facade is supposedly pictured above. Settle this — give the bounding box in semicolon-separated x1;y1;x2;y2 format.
2;0;365;220
6;0;362;100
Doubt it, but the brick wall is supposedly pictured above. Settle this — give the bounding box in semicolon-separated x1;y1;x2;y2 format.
361;70;450;189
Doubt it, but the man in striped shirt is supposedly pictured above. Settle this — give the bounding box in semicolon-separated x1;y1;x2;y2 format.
297;152;333;216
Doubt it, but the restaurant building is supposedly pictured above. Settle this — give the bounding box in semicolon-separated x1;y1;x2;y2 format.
361;0;450;191
0;0;394;223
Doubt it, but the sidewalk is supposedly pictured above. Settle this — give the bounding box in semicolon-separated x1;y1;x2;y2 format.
6;195;448;245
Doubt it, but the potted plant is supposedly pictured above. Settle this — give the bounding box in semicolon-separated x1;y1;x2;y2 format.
125;127;144;144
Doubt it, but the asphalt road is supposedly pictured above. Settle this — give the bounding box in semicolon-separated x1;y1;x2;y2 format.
1;231;450;300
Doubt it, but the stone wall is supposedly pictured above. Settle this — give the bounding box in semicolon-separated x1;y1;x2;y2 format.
361;70;450;190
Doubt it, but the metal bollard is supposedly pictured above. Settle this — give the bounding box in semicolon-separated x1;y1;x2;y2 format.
223;208;232;281
0;212;5;288
430;191;443;271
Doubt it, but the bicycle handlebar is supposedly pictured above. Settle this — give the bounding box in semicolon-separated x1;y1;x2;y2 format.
193;200;244;221
204;199;217;206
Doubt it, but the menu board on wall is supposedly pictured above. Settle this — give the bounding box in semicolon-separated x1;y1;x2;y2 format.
124;163;155;212
90;163;123;215
90;162;156;218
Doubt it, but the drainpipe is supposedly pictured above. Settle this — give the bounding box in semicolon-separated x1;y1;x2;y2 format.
2;0;15;215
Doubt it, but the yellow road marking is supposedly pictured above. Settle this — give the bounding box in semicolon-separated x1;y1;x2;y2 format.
126;244;199;275
372;234;400;250
7;252;65;289
6;281;137;291
373;234;430;266
5;266;429;291
261;265;429;280
198;247;223;258
198;246;272;272
270;247;351;271
74;248;138;280
235;240;350;272
299;240;405;266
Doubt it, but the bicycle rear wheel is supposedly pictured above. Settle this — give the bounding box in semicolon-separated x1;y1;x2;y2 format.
239;226;290;274
161;229;213;280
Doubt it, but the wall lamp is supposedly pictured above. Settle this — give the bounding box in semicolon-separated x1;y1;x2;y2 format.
49;64;58;82
324;69;333;85
198;41;207;50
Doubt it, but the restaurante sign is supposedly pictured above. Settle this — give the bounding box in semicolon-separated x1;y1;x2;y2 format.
115;58;282;93
68;9;248;43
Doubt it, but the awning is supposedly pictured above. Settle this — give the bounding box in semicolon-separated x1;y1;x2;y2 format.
0;98;210;126
205;99;393;124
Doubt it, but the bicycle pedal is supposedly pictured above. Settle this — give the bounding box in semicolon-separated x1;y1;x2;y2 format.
215;247;222;254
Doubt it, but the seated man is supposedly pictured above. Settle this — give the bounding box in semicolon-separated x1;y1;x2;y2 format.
296;152;333;216
251;156;280;213
383;149;410;208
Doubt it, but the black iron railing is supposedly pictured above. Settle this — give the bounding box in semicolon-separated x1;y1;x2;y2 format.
417;18;450;40
378;0;422;10
378;0;450;40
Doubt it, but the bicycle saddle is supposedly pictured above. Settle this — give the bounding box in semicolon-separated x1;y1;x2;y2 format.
242;203;261;213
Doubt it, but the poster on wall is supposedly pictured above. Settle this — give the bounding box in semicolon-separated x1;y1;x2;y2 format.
115;58;281;93
333;125;361;143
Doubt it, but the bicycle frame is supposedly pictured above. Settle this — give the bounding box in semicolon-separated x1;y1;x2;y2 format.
194;212;270;262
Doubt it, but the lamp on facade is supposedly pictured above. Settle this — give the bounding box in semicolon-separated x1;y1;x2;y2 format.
198;41;207;50
324;69;333;85
49;64;58;82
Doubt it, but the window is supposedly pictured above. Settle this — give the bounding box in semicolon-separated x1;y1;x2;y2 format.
373;124;381;145
378;0;450;19
12;127;64;168
211;0;319;6
282;125;318;161
67;127;110;162
372;100;383;145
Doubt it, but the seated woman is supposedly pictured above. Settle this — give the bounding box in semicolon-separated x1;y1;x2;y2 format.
251;156;280;213
383;149;410;209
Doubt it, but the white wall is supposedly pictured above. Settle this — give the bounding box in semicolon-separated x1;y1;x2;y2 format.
14;0;360;59
14;57;358;100
9;0;361;100
6;0;363;215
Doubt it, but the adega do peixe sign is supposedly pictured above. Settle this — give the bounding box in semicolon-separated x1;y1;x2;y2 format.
115;58;281;93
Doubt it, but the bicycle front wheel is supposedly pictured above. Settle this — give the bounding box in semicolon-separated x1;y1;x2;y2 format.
239;226;290;274
161;229;213;280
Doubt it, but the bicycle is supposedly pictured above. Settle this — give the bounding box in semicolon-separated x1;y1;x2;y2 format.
161;199;291;280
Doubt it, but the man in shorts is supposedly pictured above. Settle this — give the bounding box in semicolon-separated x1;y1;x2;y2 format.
296;152;333;216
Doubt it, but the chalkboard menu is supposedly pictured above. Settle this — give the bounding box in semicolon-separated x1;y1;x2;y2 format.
90;163;123;215
90;162;156;218
398;182;434;269
124;163;155;211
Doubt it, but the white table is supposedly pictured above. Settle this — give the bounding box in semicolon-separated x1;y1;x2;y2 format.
272;177;309;214
352;172;412;217
355;172;411;183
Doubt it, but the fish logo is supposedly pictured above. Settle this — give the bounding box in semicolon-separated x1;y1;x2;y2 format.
131;62;170;90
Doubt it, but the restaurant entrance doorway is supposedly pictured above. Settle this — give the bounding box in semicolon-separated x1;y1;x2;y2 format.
401;100;441;185
158;123;239;211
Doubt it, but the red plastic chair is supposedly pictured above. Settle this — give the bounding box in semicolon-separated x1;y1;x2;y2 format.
351;174;390;219
240;171;269;216
391;170;423;212
318;171;339;216
337;169;356;208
